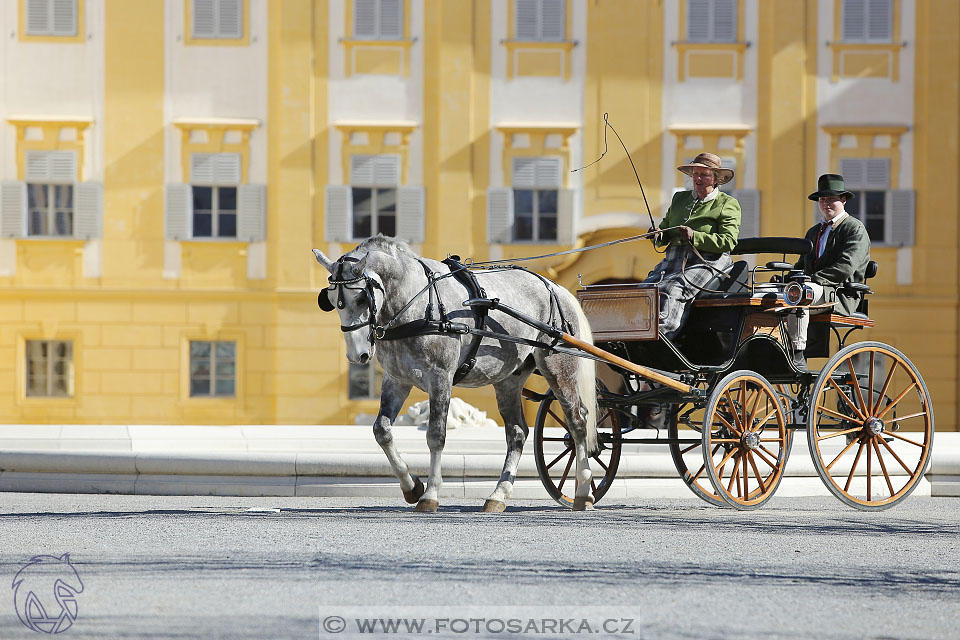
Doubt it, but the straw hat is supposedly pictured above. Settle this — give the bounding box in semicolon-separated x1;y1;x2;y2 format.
677;152;734;185
808;173;856;201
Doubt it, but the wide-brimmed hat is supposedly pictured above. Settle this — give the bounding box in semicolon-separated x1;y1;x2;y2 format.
677;152;735;185
808;173;855;201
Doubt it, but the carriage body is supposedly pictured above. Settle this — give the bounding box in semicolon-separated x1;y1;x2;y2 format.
532;237;934;511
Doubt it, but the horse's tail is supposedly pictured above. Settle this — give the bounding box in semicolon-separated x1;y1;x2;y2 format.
568;292;598;457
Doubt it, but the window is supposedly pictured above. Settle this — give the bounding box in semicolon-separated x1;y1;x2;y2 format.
350;155;399;239
512;157;560;242
354;0;402;39
686;0;737;43
191;0;242;39
349;362;383;400
190;341;236;397
26;340;73;397
842;0;892;42
190;153;239;238
515;0;565;42
25;0;77;37
839;157;888;242
25;151;76;237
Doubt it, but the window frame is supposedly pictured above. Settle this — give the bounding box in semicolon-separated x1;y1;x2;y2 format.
185;0;249;46
514;0;567;43
352;0;404;40
27;183;74;237
189;153;241;240
685;0;738;44
25;339;74;398
841;0;893;43
349;154;400;241
189;340;237;398
22;0;81;40
839;156;889;244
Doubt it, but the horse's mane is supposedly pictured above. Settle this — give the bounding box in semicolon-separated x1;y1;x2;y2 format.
349;235;420;261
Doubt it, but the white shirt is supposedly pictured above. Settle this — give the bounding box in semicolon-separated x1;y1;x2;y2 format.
817;211;847;257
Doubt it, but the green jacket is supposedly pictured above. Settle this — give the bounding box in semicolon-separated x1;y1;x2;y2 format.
794;214;871;315
655;190;742;255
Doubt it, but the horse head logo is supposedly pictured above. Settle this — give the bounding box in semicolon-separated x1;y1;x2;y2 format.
12;553;84;634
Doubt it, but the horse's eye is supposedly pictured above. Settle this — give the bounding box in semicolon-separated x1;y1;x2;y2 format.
355;290;369;306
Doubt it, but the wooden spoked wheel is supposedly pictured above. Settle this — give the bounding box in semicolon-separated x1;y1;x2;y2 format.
807;342;934;510
533;387;622;508
668;402;726;507
702;371;791;510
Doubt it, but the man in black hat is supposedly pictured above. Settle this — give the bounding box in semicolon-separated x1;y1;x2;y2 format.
788;174;872;367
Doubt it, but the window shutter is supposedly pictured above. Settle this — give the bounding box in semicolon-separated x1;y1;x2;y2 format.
535;156;562;188
713;0;737;42
190;154;215;183
351;155;376;185
379;0;403;38
192;0;217;38
540;0;565;41
218;0;242;38
165;184;192;240
237;184;266;241
867;0;892;40
555;188;575;245
687;0;711;41
839;158;865;187
25;0;50;35
843;0;866;41
325;185;352;242
75;182;102;239
396;186;425;243
512;157;537;189
214;154;242;184
374;155;401;185
811;201;821;227
888;189;914;246
52;0;77;36
354;0;377;38
25;151;77;182
1;182;26;238
486;187;514;244
731;189;759;239
25;151;50;181
865;158;890;188
515;0;538;40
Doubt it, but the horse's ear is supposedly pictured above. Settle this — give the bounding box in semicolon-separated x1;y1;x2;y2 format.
312;248;336;273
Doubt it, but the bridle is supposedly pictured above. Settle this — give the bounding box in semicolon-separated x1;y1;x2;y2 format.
318;256;383;346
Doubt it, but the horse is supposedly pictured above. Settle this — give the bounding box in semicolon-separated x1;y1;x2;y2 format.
312;236;598;512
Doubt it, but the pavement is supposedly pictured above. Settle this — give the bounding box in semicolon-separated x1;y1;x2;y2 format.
0;423;957;501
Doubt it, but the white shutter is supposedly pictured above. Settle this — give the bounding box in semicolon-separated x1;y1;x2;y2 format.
396;186;425;243
555;188;575;245
190;154;215;183
1;182;27;238
486;187;514;244
25;0;50;35
354;0;377;37
843;0;866;40
237;184;266;241
713;0;737;42
687;0;711;41
516;0;538;40
379;0;402;38
351;155;376;185
731;189;759;239
218;0;242;38
165;184;192;240
867;0;892;41
535;156;562;188
214;154;242;184
25;151;77;182
888;189;914;246
192;0;217;38
865;158;890;188
75;182;101;239
25;151;50;181
540;0;565;41
374;155;401;185
839;158;866;187
811;201;821;228
325;185;352;242
52;0;77;36
512;157;537;189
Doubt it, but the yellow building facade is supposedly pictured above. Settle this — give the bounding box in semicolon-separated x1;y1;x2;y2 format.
0;0;957;429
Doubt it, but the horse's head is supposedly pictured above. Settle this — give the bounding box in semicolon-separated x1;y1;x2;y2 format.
313;247;385;365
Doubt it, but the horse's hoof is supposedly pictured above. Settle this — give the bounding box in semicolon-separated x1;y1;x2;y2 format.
572;496;595;511
482;499;506;513
414;499;439;512
402;476;425;504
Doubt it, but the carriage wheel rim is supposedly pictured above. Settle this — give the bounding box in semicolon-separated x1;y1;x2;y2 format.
807;343;933;509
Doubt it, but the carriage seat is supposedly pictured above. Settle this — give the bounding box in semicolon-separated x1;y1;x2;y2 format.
694;260;751;299
809;260;878;328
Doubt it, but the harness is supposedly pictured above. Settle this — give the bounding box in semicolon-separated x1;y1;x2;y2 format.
318;255;571;385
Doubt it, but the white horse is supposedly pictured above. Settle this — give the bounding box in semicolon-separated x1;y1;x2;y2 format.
313;236;598;511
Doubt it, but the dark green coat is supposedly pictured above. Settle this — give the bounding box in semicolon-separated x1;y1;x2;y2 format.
794;214;871;315
655;190;741;256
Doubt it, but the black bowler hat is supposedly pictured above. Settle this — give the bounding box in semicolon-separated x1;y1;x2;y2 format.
808;174;855;201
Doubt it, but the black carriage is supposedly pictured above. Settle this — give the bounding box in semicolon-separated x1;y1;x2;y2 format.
528;237;934;511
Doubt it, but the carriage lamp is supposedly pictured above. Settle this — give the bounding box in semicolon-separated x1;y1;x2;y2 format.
783;281;815;306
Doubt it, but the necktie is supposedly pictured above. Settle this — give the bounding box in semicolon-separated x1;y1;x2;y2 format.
814;221;832;260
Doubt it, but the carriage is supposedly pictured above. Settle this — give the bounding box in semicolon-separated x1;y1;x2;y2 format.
527;236;934;511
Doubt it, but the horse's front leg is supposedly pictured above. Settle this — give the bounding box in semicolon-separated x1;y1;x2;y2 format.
415;383;450;512
373;375;423;505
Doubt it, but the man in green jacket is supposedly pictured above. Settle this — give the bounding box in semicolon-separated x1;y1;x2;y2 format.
788;174;872;367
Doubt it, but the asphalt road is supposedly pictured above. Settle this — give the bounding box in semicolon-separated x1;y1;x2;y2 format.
1;492;958;640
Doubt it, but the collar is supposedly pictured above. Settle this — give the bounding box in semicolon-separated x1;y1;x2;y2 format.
821;211;847;226
698;188;721;203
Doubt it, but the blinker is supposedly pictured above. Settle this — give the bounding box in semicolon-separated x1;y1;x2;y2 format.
318;289;335;312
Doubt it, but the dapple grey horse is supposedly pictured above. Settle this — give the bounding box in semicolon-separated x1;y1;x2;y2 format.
313;236;598;512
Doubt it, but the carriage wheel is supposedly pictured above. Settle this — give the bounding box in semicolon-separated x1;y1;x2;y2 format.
533;387;622;508
807;342;934;510
668;402;727;507
702;371;791;510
